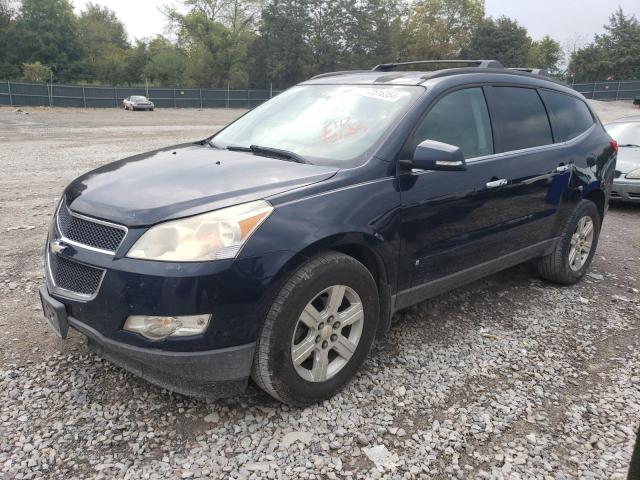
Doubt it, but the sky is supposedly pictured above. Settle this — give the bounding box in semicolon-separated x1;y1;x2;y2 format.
73;0;640;48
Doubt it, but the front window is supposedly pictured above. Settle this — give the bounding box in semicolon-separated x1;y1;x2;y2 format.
606;122;640;147
213;84;423;167
131;96;147;102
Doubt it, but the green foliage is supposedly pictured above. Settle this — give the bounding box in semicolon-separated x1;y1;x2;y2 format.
406;0;485;61
78;3;129;83
529;36;563;74
460;16;532;68
144;36;187;86
2;1;639;87
0;0;21;79
569;8;640;81
15;0;82;81
22;61;51;82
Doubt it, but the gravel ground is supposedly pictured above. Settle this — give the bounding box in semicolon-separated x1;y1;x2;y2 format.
0;102;639;479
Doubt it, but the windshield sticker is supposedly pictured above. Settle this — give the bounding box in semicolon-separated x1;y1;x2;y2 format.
360;88;409;102
322;118;369;144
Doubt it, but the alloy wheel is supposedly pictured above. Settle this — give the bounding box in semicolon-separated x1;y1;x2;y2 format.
290;285;364;382
569;215;594;271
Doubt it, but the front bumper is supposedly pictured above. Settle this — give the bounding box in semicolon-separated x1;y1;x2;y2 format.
41;286;255;398
611;179;640;203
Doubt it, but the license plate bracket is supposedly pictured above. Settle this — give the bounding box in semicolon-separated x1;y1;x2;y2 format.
39;287;69;339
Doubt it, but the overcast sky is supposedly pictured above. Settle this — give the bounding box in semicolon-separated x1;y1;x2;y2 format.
73;0;640;48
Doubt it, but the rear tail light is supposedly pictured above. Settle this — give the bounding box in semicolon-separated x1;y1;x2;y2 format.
611;139;619;155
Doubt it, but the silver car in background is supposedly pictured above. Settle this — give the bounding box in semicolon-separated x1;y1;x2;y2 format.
605;117;640;203
123;95;155;111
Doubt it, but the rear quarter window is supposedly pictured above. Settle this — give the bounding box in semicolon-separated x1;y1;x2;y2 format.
540;90;595;142
489;87;553;152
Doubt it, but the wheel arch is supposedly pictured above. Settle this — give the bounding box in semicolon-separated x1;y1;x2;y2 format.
291;233;395;336
583;186;606;224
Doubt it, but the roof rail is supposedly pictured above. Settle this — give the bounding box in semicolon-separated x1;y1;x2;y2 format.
372;59;503;72
508;68;549;77
310;70;370;80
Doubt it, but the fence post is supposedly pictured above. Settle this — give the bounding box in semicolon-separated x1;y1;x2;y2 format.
226;82;230;109
270;82;273;99
199;88;203;109
82;86;86;108
248;89;251;108
615;81;621;101
173;88;176;109
48;81;53;108
591;82;596;100
114;86;118;108
7;80;13;107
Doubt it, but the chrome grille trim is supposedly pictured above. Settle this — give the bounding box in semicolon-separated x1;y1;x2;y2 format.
46;250;106;301
56;199;128;255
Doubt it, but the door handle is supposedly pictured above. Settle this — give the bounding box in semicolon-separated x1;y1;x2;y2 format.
486;179;508;188
555;164;571;173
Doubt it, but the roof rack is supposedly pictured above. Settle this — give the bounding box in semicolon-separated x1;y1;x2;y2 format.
372;59;503;72
311;70;370;80
509;68;549;77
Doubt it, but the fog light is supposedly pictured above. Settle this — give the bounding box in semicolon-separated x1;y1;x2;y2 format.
123;314;211;341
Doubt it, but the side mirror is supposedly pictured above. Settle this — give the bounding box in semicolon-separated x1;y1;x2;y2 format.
405;139;467;171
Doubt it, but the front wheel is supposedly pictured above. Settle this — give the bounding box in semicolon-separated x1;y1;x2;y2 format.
252;252;379;406
537;199;601;285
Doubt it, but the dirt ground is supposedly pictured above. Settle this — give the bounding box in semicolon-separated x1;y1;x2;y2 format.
0;102;639;479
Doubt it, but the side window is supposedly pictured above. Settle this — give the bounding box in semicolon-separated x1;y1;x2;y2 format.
412;88;494;160
540;90;594;142
489;87;553;152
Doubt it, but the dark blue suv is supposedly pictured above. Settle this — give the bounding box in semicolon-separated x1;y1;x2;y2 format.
40;60;617;406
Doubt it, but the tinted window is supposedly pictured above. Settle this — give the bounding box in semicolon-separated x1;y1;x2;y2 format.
413;88;493;159
540;90;594;141
490;87;553;152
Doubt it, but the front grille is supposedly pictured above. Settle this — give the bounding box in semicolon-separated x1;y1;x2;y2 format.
48;253;105;297
57;201;126;253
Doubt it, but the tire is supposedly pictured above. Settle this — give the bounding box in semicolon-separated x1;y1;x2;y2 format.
252;251;379;406
537;199;601;285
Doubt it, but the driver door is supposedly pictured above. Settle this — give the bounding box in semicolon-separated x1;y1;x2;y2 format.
396;87;526;301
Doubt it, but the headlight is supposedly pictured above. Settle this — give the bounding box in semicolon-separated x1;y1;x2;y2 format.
127;200;273;261
626;169;640;179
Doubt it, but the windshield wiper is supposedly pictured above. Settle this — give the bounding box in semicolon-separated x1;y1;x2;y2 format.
619;143;640;148
227;144;309;164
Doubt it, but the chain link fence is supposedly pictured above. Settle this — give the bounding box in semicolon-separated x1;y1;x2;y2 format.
2;79;639;109
572;80;640;101
0;81;283;109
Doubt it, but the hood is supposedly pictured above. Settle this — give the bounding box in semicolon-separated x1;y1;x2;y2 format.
66;143;338;227
616;147;640;174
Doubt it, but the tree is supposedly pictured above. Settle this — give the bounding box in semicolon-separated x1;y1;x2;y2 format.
22;61;52;82
405;0;485;61
529;35;563;74
598;8;640;79
165;0;260;87
569;8;640;81
143;36;187;86
0;0;21;79
78;3;129;83
460;16;531;67
252;0;312;88
15;0;82;81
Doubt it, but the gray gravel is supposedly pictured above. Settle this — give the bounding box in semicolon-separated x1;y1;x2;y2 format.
1;103;639;479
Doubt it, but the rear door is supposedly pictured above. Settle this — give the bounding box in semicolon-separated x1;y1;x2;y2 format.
484;86;571;247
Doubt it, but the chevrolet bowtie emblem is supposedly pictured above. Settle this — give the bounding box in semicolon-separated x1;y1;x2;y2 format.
50;240;68;255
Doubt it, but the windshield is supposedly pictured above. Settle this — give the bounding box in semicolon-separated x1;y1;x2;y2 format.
606;122;640;146
213;84;423;166
131;96;148;101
